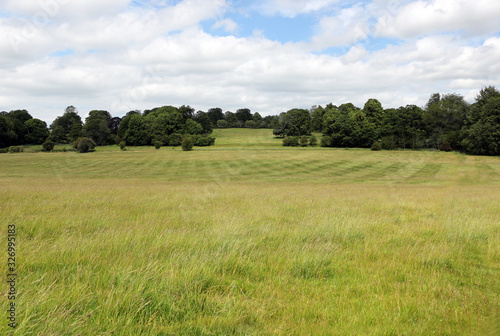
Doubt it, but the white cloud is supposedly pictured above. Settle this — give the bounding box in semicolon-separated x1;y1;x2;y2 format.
375;0;500;38
311;6;370;49
213;18;238;32
257;0;340;17
0;0;499;123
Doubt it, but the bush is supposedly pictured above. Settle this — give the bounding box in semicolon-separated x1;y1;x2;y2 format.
381;136;397;150
169;133;183;147
154;141;162;149
283;136;299;147
309;135;317;146
42;140;55;152
217;120;228;128
299;135;308;147
0;148;8;154
439;141;453;152
320;136;332;147
73;137;96;153
182;136;194;151
8;146;24;153
195;136;216;146
371;141;382;151
119;141;126;151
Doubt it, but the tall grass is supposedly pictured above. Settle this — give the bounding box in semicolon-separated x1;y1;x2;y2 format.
1;129;499;335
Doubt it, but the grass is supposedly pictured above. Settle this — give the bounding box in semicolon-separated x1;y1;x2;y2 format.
1;128;499;335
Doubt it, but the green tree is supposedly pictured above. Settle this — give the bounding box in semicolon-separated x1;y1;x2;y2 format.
217;120;228;128
299;135;308;147
309;134;317;146
194;111;213;134
236;108;252;123
124;114;149;146
24;118;49;144
42;139;55;152
73;137;96;153
50;106;83;143
245;120;256;128
310;106;325;132
184;119;203;135
278;109;311;136
182;135;194;151
462;86;500;155
0;115;18;147
83;118;110;145
207;108;224;125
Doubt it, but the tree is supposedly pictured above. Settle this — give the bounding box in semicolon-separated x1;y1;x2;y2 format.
50;106;83;143
253;112;262;124
217;120;228;128
309;135;317;146
299;135;308;147
310;106;325;132
108;117;122;135
7;109;32;144
462;87;500;155
245;120;256;128
83;118;110;145
42;140;55;152
363;99;384;137
423;93;469;149
182;135;193;151
179;105;195;122
0;115;17;147
207;108;224;125
184;119;203;135
277;109;311;137
24;118;49;144
124;114;149;145
236;108;253;123
194;111;213;134
73;137;96;153
322;104;375;147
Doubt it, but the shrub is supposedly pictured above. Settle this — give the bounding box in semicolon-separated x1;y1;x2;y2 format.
182;136;194;151
320;136;332;147
217;120;228;128
42;140;55;152
283;136;299;147
154;141;162;149
381;136;397;150
73;137;96;153
371;141;382;151
8;146;24;153
169;133;183;147
309;135;317;146
439;141;453;152
0;148;8;154
119;141;126;151
299;135;308;147
195;136;216;146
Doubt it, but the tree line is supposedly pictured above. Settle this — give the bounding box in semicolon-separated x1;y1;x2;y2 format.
274;86;500;156
1;86;499;155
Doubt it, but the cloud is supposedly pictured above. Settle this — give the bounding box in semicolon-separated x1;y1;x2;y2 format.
375;0;500;38
311;6;371;49
212;18;238;32
0;0;499;123
256;0;340;17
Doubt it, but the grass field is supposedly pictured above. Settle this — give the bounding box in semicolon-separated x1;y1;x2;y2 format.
1;129;499;335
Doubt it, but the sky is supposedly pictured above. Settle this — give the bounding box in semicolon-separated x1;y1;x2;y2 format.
1;0;499;123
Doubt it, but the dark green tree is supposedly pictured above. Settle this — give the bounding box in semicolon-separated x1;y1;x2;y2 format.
207;108;224;125
24;118;49;144
124;114;149;145
310;106;325;132
236;108;252;123
50;106;83;143
0;115;17;147
194;111;213;134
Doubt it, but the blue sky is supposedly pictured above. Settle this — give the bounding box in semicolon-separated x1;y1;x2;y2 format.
0;0;499;123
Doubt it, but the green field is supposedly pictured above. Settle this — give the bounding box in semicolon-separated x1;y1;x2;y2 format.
1;129;499;335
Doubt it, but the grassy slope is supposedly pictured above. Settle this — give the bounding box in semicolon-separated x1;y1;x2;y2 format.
1;129;499;335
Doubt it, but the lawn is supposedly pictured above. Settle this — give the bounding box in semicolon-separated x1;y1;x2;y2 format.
1;128;499;335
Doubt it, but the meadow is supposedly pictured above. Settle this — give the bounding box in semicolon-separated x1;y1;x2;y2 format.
1;128;499;335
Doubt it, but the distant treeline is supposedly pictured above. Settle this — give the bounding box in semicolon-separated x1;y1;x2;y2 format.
0;105;277;149
274;86;500;156
1;86;499;155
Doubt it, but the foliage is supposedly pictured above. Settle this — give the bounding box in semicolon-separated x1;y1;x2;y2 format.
320;135;332;147
194;136;215;146
24;118;49;144
217;120;228;128
169;133;183;146
119;141;126;151
42;140;55;152
8;145;24;153
299;135;308;147
309;134;317;146
245;120;256;128
154;141;162;149
184;119;203;135
462;87;500;155
73;137;96;153
50;106;83;143
182;135;194;151
371;141;382;151
283;136;299;147
194;111;213;134
322;104;375;147
277;108;311;137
